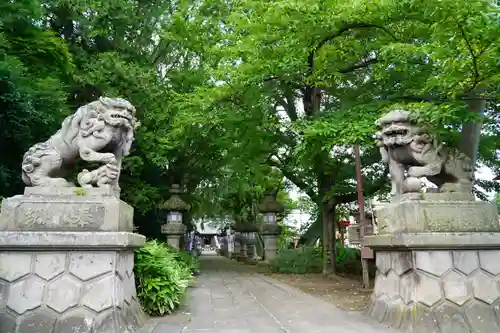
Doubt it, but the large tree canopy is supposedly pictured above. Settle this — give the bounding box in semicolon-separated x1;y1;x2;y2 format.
0;0;498;260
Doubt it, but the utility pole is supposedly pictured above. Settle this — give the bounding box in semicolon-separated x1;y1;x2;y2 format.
354;144;371;288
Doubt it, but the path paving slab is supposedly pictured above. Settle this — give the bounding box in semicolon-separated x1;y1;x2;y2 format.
146;255;397;333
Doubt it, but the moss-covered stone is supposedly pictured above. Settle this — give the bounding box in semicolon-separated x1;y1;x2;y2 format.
231;222;259;232
158;185;190;212
258;193;284;213
260;223;282;235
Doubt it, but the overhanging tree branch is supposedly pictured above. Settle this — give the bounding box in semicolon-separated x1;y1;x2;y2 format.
333;167;389;204
338;58;379;74
456;21;480;88
267;157;319;202
308;23;398;75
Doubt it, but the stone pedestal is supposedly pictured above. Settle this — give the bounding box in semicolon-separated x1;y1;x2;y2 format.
226;232;234;259
233;233;241;260
375;192;498;234
365;194;500;333
244;233;258;265
220;235;232;258
0;187;147;333
260;223;281;262
261;234;278;262
161;223;186;250
245;245;258;265
0;187;134;232
237;239;247;262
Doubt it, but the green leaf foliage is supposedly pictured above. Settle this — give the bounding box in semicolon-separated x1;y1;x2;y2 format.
269;243;371;275
134;240;198;315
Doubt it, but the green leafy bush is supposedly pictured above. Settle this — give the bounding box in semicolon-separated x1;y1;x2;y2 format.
269;246;323;274
335;242;361;274
134;240;197;316
171;249;200;275
269;243;373;275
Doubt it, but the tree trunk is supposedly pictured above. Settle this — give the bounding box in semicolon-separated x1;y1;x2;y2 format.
329;204;337;275
321;200;335;275
459;95;486;169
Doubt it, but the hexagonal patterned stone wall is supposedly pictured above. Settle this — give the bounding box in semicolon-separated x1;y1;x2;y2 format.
0;250;147;333
367;249;500;332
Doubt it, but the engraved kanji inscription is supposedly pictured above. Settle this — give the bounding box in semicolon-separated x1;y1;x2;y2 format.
15;202;105;230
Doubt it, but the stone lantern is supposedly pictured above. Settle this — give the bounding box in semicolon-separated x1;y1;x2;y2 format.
159;184;189;249
258;192;284;262
244;231;259;265
233;231;244;261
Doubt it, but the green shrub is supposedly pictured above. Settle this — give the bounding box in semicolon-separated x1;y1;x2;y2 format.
269;246;323;274
269;243;373;276
171;249;200;275
335;242;361;274
134;240;195;316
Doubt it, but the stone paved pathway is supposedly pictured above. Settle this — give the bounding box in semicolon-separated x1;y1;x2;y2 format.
143;254;397;333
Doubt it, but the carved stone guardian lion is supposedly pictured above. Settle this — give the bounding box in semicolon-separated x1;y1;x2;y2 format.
375;109;473;199
21;97;138;191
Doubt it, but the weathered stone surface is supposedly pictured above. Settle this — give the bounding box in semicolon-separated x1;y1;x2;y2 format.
478;250;500;276
402;302;440;333
115;253;128;280
165;235;182;249
0;310;16;333
386;271;400;299
365;232;500;249
0;191;135;232
262;234;278;262
434;303;470;333
382;298;404;329
374;272;388;297
18;308;57;333
391;252;412;276
415;250;452;277
82;275;114;312
442;271;470;306
399;272;416;305
160;222;186;235
260;223;282;235
69;252;114;281
34;253;66;280
46;275;82;313
0;233;145;333
375;198;499;234
0;252;32;282
453;250;478;275
376;109;473;199
367;154;500;333
369;248;500;333
471;271;499;304
94;309;131;333
53;308;95;333
128;300;148;328
371;295;388;322
0;230;145;248
20;97;137;190
15;202;106;230
114;275;124;308
376;252;392;275
414;273;442;307
0;280;8;306
7;275;45;314
465;300;500;332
